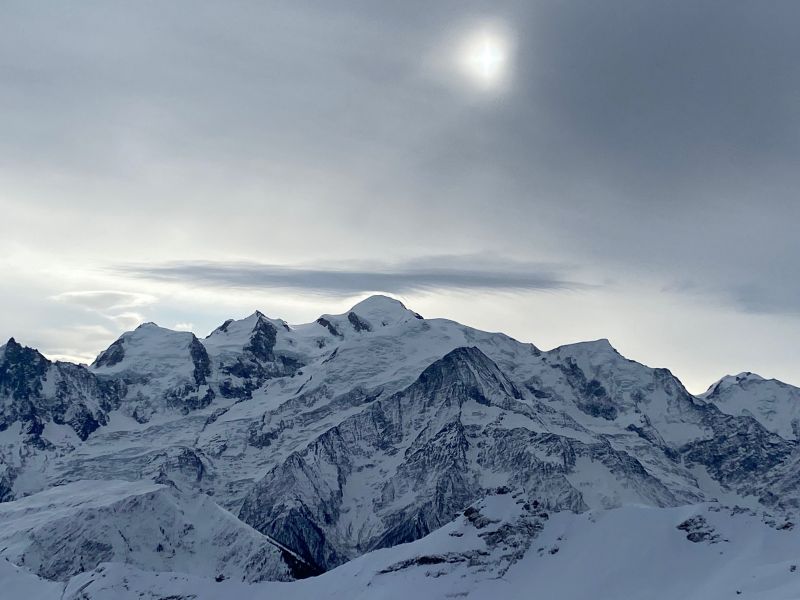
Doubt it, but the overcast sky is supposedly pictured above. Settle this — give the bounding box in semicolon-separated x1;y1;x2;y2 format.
1;0;798;392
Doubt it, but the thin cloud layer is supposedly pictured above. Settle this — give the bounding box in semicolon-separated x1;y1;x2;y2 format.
116;257;586;296
52;291;156;311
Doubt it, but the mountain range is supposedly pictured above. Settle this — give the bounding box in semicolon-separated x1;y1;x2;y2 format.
1;295;799;599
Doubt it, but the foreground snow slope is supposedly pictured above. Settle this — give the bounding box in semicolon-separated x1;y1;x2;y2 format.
0;480;295;582
10;492;800;600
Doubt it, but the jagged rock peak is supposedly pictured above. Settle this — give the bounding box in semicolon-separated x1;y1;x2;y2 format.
0;337;17;360
0;339;52;401
247;310;290;331
1;337;39;359
206;311;282;347
0;337;48;364
417;345;521;401
209;311;288;337
247;310;278;325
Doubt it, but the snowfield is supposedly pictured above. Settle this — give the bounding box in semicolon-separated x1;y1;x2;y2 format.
0;480;295;582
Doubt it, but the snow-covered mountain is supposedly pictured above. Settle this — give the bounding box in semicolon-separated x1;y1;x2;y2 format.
91;323;215;421
1;295;799;598
703;372;800;440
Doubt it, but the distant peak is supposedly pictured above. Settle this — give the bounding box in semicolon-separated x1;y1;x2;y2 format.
442;345;492;364
347;295;422;323
128;322;194;338
350;294;407;311
701;371;768;398
734;371;765;381
247;311;287;334
719;372;766;386
3;337;31;353
556;338;618;355
0;337;48;364
419;346;521;400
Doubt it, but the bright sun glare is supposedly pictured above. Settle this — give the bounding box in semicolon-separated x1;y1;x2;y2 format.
457;28;510;91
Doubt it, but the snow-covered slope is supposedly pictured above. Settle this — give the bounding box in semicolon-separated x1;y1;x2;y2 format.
0;479;299;582
11;491;800;600
1;294;799;598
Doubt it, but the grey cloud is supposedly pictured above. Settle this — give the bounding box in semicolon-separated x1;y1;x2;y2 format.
663;277;800;317
724;283;800;317
528;1;800;183
115;257;587;295
52;291;156;312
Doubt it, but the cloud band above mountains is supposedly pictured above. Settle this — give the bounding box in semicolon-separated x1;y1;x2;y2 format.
115;256;588;296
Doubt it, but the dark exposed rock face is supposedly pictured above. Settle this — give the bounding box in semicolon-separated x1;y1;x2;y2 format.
215;316;303;400
682;409;794;492
0;338;122;446
560;358;618;420
239;347;691;571
0;338;49;402
189;339;212;385
677;515;720;543
244;317;278;363
92;340;125;368
316;317;342;338
148;447;212;490
347;312;372;333
0;465;16;502
239;349;502;570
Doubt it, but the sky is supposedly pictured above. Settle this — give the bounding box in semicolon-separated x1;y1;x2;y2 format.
1;0;798;393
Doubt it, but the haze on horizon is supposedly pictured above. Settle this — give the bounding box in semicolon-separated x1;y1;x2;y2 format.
1;0;798;393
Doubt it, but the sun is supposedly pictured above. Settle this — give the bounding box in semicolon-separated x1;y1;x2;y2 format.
457;27;511;91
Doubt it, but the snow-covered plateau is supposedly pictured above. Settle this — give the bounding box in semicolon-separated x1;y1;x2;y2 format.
1;295;799;599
